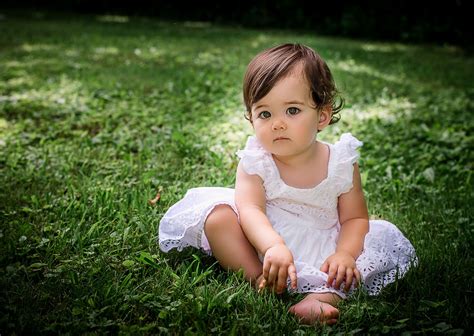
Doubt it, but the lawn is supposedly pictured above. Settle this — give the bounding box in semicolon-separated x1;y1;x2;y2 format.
1;11;473;335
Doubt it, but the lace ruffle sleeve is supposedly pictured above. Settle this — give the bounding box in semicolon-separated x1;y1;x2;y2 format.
333;133;363;195
338;133;363;164
235;136;269;181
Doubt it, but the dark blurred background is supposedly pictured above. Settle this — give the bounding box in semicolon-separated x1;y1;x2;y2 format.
1;0;471;47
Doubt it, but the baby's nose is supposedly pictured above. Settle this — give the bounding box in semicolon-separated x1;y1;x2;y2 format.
272;118;287;130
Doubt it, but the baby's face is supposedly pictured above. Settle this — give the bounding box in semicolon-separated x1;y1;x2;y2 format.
250;73;324;158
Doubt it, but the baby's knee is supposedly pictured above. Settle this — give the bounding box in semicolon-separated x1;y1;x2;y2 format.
204;204;238;234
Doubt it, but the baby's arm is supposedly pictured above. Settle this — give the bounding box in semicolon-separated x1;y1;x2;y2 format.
235;162;297;293
321;163;369;292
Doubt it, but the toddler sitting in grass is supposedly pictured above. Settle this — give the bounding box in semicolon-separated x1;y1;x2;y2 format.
159;43;416;324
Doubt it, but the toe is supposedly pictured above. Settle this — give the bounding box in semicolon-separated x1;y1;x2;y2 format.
326;318;338;325
329;307;339;319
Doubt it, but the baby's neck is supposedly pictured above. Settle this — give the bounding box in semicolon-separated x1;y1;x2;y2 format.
272;141;321;168
272;141;330;189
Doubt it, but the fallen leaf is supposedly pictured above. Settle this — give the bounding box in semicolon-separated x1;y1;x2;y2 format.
148;192;161;206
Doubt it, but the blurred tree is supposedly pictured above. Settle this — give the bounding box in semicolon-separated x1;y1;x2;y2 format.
1;0;471;46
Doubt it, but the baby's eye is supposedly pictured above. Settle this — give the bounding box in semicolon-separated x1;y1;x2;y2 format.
258;111;271;119
287;107;301;115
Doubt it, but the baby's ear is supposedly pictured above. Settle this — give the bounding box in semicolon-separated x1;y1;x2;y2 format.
317;106;332;130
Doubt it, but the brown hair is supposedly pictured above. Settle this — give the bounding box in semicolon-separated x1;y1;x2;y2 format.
243;43;343;124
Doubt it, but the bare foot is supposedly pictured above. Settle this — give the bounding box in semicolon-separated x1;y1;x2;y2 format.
289;293;340;325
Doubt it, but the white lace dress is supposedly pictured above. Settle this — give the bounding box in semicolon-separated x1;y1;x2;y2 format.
159;133;417;298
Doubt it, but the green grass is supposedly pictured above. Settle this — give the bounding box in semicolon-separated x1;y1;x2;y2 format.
1;11;473;335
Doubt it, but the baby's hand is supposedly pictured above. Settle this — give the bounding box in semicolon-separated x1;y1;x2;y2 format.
260;243;297;294
320;251;361;292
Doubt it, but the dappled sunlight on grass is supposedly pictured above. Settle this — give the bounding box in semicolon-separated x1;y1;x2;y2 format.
4;75;86;116
4;60;25;68
64;48;80;57
4;58;59;71
345;94;416;121
0;118;10;144
148;46;165;56
182;21;212;29
0;117;8;129
20;43;57;53
206;111;252;154
4;76;34;88
251;33;273;48
360;43;411;53
194;49;226;67
335;58;405;84
96;15;129;23
93;46;120;56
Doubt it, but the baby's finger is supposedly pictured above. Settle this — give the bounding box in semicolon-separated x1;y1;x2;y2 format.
258;278;267;293
288;263;298;289
262;260;271;281
327;263;338;287
335;265;346;289
354;268;361;287
344;268;354;292
276;268;288;294
320;261;329;273
267;264;278;287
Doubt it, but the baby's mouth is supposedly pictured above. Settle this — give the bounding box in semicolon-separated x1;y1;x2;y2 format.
273;137;290;142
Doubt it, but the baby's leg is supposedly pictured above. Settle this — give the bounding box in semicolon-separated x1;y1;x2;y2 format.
204;205;262;285
289;293;341;325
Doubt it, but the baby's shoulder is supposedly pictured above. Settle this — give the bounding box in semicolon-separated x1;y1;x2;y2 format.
333;133;363;150
329;133;363;163
236;136;273;181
